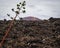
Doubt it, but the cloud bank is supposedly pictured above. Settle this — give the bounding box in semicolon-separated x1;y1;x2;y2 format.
0;0;60;20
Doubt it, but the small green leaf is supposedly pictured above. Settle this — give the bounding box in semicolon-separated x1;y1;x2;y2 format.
19;2;21;4
22;4;26;6
7;14;10;16
22;1;26;6
23;1;26;3
11;8;14;11
17;7;20;10
11;17;13;19
15;11;19;14
17;4;20;6
23;7;25;9
22;10;26;13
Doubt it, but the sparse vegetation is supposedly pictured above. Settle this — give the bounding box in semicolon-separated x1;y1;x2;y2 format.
0;17;60;48
0;0;60;48
0;1;26;48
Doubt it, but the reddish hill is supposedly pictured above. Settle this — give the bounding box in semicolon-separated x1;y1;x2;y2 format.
22;16;40;21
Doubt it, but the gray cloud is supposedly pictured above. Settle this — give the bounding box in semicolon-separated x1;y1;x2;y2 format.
0;0;60;20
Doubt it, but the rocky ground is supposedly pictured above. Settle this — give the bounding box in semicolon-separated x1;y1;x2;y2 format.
0;17;60;48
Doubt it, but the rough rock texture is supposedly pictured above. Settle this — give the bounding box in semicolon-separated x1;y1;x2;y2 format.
0;18;60;48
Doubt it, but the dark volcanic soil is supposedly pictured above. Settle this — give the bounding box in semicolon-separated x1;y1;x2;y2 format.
0;18;60;48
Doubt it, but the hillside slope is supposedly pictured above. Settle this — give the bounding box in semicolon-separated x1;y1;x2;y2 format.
0;18;60;48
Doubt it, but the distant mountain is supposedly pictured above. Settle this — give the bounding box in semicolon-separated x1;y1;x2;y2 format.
22;16;40;21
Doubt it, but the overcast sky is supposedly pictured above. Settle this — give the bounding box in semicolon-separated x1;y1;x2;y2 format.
0;0;60;20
